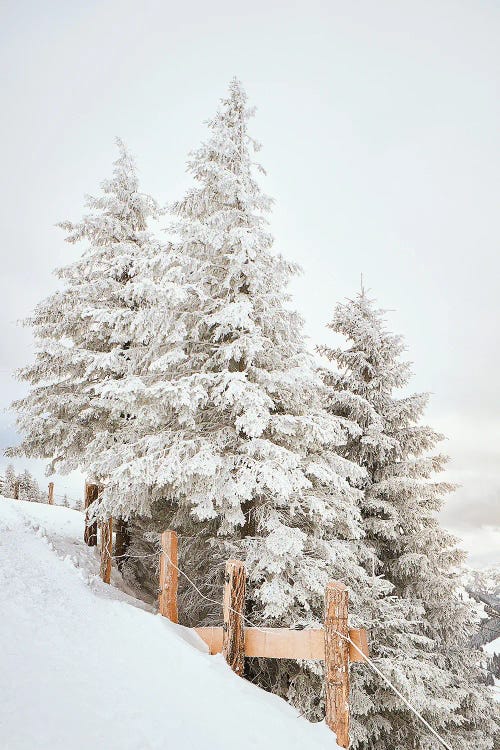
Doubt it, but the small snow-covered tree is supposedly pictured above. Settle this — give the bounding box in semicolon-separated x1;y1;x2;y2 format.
2;464;18;498
17;470;42;502
8;140;163;493
319;288;498;750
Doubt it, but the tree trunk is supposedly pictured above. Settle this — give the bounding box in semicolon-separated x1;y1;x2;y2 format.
84;483;98;546
114;518;130;571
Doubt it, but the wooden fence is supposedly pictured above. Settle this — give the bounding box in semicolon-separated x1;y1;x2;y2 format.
157;530;368;748
83;484;369;749
40;481;450;750
6;479;79;507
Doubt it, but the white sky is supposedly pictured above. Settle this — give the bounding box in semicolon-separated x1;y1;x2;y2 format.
1;0;499;567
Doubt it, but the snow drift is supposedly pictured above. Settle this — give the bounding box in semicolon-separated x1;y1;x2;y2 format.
0;497;338;750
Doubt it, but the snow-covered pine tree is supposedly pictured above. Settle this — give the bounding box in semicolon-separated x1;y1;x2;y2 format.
34;476;42;503
17;470;41;502
319;287;498;750
8;140;164;507
88;79;392;713
2;464;18;499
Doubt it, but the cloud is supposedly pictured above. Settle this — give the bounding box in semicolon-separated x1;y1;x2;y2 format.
451;525;500;569
442;483;500;531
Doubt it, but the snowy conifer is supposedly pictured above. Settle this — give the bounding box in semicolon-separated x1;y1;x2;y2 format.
161;80;365;632
17;470;41;503
91;80;385;712
8;140;164;488
2;464;18;499
319;288;498;750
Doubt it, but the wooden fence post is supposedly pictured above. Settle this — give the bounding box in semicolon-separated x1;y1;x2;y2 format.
325;581;350;748
48;482;54;505
84;482;98;547
99;518;113;584
158;530;179;623
222;559;246;677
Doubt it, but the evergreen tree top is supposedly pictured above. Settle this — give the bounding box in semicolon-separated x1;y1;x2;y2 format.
58;138;160;247
320;288;412;393
319;286;449;470
174;77;273;224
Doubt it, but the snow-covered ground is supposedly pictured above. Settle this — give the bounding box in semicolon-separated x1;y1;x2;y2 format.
484;637;500;702
0;496;338;750
485;637;500;655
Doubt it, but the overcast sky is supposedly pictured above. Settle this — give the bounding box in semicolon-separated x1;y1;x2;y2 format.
1;0;498;567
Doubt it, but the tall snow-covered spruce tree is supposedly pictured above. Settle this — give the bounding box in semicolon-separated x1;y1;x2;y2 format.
8;139;167;490
86;79;391;715
319;287;498;750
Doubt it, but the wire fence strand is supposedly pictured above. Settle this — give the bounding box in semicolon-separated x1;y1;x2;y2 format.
336;630;454;750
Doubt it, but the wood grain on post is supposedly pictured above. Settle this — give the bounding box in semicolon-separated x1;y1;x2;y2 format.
47;482;54;505
222;559;246;677
158;530;179;623
324;581;350;748
99;518;113;584
84;483;98;547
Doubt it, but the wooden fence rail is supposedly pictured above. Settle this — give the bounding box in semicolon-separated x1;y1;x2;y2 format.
193;624;368;663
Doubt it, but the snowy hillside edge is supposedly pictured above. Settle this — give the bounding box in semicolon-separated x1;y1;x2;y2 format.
0;497;339;750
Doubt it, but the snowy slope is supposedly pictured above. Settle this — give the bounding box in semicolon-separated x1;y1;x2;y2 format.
484;637;500;702
485;638;500;655
0;497;338;750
